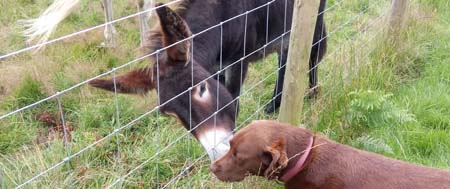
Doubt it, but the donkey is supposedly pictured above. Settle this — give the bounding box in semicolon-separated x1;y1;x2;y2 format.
143;0;327;114
90;0;327;160
90;5;236;161
21;0;155;47
26;0;327;113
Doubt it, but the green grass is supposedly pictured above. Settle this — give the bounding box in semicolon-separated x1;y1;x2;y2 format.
1;0;450;188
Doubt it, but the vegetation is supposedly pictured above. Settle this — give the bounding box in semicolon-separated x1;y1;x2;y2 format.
0;0;449;188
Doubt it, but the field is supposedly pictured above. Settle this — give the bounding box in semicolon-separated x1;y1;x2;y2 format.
0;0;449;188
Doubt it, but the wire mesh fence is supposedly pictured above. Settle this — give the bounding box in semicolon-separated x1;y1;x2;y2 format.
0;0;393;188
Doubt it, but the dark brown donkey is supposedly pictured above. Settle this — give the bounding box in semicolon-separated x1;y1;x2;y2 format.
211;120;450;189
143;0;327;114
89;6;236;161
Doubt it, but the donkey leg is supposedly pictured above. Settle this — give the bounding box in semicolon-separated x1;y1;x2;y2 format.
101;0;116;47
225;61;249;117
307;27;327;99
264;48;288;114
138;0;154;47
308;58;320;98
307;0;327;98
225;62;249;99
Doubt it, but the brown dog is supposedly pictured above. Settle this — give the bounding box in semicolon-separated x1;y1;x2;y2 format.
210;120;450;189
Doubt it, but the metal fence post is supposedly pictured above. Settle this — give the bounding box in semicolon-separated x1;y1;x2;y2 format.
278;0;321;126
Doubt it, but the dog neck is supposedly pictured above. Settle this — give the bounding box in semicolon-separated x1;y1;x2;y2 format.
279;136;314;183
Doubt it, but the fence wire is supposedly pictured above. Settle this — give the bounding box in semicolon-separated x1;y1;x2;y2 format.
0;0;390;188
302;2;391;120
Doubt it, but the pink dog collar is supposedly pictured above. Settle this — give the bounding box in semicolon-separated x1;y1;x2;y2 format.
279;136;314;182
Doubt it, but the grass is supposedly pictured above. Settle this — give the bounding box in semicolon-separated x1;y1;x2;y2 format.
0;0;449;188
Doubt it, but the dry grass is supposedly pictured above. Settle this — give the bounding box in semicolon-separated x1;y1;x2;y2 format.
1;0;449;188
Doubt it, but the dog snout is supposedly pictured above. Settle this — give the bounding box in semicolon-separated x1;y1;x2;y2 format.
210;163;220;173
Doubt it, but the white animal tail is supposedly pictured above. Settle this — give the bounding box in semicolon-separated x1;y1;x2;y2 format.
20;0;81;46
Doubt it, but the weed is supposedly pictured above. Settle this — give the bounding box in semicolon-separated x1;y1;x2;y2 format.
0;0;449;188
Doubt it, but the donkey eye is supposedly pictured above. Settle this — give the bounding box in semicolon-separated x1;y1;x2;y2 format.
196;82;208;98
199;83;206;97
192;82;210;102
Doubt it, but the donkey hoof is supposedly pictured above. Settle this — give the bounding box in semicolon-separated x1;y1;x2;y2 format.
99;41;115;48
307;86;321;99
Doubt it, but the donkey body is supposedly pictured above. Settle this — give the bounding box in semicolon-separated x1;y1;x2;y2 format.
89;0;327;161
146;0;327;113
27;0;327;113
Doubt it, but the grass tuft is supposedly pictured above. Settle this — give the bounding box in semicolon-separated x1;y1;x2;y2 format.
0;0;449;188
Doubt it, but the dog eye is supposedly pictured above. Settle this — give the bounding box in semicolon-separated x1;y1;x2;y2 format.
233;151;244;160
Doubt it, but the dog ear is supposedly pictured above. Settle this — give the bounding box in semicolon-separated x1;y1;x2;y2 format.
262;138;288;179
89;67;154;94
155;4;192;62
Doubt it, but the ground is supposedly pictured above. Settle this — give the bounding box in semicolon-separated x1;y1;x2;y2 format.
0;0;449;188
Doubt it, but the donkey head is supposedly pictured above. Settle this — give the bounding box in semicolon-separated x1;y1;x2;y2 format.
89;4;236;161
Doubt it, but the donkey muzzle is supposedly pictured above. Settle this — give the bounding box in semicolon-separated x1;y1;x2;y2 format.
197;128;233;161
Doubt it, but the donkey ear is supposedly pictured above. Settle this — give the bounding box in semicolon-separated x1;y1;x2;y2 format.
89;67;154;94
155;4;192;62
261;138;289;179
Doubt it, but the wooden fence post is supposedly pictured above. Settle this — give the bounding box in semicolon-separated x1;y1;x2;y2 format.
388;0;409;41
278;0;321;126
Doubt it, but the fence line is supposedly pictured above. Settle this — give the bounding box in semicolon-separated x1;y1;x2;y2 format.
278;0;322;124
109;50;289;187
308;2;390;76
0;0;279;121
303;8;390;120
0;0;359;121
124;11;394;182
0;0;185;60
55;94;72;187
15;22;291;189
161;90;280;188
0;0;393;188
111;70;124;188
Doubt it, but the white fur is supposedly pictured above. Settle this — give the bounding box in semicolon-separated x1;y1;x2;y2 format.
21;0;80;45
198;129;233;161
193;83;212;103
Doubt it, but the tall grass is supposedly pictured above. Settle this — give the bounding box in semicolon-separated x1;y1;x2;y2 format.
0;0;449;188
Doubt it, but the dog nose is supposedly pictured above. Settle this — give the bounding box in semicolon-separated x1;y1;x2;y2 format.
210;163;220;173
